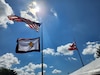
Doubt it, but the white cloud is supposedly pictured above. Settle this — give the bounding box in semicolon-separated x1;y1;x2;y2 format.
52;69;62;74
43;43;75;56
20;1;40;23
49;66;54;68
71;57;77;60
14;63;47;75
86;41;97;45
67;57;77;61
57;43;74;55
37;71;46;75
82;41;100;58
0;0;14;28
19;1;42;29
50;8;58;18
0;53;48;75
0;53;20;68
37;72;41;75
43;48;55;55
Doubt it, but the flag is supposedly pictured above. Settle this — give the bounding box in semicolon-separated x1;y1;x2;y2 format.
8;15;23;22
8;15;41;31
22;18;41;31
68;42;77;50
16;37;40;53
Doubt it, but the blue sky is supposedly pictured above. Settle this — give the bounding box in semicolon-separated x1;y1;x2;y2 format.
0;0;100;75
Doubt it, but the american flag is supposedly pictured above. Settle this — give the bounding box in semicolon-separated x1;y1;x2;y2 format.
8;15;41;31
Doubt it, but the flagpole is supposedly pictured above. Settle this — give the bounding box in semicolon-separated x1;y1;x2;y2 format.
77;48;84;66
41;49;44;75
75;41;84;66
41;25;44;75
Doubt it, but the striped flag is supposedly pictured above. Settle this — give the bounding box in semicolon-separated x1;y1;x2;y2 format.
68;42;77;50
8;15;41;31
8;15;24;22
16;37;40;53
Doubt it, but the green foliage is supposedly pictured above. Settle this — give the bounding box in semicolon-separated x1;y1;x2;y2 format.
0;67;17;75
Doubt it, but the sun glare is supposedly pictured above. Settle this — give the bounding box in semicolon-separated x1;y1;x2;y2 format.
34;6;40;13
28;1;47;20
29;1;40;14
33;2;37;6
32;1;40;13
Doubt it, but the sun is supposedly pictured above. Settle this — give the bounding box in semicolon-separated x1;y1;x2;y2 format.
27;1;41;22
29;1;40;14
34;6;40;13
28;1;47;21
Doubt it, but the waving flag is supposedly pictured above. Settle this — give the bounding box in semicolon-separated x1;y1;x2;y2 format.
8;15;41;31
68;42;84;66
68;42;77;50
16;37;40;53
8;15;23;22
